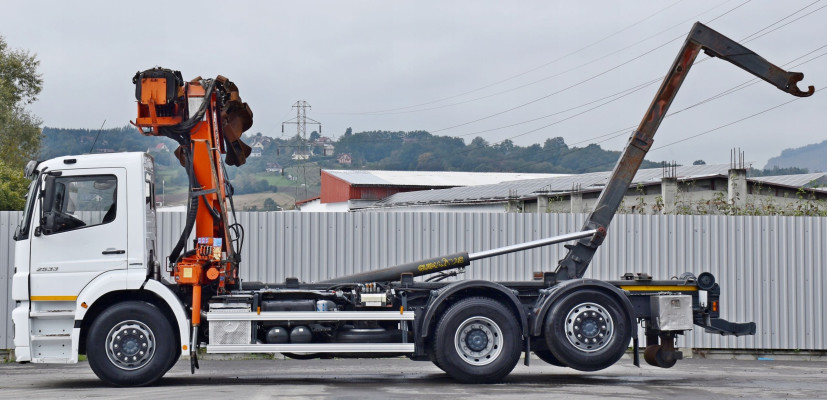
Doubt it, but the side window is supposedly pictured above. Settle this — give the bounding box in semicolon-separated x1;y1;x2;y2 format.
48;175;117;234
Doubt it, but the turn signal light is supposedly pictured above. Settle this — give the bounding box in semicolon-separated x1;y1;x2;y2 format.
711;300;719;312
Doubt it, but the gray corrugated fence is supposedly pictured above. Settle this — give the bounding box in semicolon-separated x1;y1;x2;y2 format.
1;212;21;352
3;211;825;351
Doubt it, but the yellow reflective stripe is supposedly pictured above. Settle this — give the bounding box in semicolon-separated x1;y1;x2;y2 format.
30;296;78;301
620;285;698;292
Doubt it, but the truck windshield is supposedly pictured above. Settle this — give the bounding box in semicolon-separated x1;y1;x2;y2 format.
14;173;40;241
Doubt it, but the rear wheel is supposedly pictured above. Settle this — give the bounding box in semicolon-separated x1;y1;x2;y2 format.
432;297;522;383
87;301;177;386
544;289;631;372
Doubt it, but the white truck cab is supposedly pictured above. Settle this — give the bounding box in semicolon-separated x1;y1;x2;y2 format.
11;152;188;366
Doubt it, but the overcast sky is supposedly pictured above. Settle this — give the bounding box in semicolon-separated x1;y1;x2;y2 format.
1;0;825;168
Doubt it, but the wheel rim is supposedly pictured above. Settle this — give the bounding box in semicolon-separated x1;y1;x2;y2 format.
454;316;503;366
563;302;613;352
105;320;156;371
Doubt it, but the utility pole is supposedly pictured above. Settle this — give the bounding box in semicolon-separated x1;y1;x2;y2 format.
282;100;322;147
281;101;322;200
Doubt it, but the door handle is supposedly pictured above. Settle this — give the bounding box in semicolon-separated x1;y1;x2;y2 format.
102;249;125;255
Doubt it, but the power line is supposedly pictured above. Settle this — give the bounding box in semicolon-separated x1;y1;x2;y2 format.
454;77;663;138
326;1;755;150
331;0;692;116
740;0;821;42
741;1;825;44
330;4;820;155
575;49;827;148
494;48;827;170
430;37;680;133
427;1;756;133
453;3;823;146
651;90;818;152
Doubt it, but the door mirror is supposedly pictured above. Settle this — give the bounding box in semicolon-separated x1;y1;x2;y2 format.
40;175;57;234
42;175;56;214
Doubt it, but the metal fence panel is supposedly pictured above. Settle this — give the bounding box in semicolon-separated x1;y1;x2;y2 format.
2;211;825;351
1;212;22;351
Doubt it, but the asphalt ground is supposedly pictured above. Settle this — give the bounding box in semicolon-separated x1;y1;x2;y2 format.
0;357;825;399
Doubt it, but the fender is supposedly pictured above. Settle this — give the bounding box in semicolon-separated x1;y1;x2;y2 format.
530;278;635;337
420;280;528;337
141;279;190;350
74;269;136;321
73;271;189;356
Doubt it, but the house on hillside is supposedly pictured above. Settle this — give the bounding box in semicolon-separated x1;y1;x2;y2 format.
249;133;273;146
292;151;310;160
310;137;335;156
250;142;264;158
266;162;283;173
337;153;352;165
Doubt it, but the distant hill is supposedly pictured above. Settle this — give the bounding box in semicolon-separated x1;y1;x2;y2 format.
329;131;663;174
41;127;664;175
40;126;178;159
765;140;827;172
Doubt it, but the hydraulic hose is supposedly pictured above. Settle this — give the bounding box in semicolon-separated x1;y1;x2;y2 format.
168;147;198;264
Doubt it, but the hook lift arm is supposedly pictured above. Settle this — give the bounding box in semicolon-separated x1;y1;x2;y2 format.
554;22;814;282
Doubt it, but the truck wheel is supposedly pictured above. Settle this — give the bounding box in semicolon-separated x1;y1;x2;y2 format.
429;341;448;372
533;349;566;367
87;301;177;386
544;289;630;372
433;297;521;383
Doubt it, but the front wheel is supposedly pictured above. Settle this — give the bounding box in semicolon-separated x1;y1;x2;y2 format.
87;301;177;386
544;289;631;372
432;297;522;383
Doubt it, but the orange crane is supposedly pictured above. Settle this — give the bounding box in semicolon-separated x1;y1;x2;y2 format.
132;69;253;363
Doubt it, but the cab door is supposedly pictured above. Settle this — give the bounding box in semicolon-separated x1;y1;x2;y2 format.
29;168;128;300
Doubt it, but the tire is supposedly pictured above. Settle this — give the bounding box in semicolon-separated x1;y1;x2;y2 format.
87;301;177;386
429;340;448;373
432;297;522;383
533;349;566;367
544;289;631;372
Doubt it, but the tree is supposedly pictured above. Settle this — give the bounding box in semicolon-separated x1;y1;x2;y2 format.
543;137;568;152
344;127;352;136
263;197;279;211
470;136;489;148
495;139;514;154
693;160;706;165
309;130;320;142
0;159;29;210
0;35;43;210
